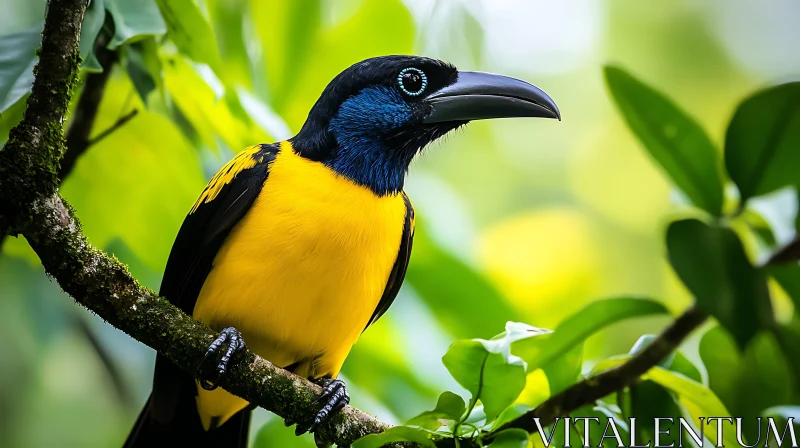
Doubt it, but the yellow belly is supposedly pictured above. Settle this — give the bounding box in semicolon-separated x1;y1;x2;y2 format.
191;141;407;429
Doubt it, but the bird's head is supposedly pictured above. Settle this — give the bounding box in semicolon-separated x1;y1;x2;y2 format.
291;55;560;196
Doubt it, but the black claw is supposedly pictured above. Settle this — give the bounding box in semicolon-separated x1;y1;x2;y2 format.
314;432;332;448
200;327;246;391
308;378;350;433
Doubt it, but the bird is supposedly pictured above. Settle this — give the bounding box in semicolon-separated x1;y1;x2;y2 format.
123;55;559;448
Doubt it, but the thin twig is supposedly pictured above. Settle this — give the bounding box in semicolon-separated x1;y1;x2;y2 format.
86;108;138;146
60;16;115;179
487;306;708;440
765;236;800;266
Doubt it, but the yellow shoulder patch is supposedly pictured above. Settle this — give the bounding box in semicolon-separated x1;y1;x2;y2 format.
190;145;264;213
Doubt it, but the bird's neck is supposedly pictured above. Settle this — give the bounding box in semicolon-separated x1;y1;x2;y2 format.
323;139;412;197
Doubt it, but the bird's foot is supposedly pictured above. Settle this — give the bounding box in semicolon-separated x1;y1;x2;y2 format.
294;378;350;436
200;327;247;391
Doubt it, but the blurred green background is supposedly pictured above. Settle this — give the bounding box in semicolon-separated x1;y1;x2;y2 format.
0;0;798;447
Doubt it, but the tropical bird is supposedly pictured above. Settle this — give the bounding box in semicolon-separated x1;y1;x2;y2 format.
124;55;559;447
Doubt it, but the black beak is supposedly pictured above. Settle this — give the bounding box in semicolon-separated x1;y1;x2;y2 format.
423;71;560;123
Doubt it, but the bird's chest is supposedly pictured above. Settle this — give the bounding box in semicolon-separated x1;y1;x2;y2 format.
193;146;407;374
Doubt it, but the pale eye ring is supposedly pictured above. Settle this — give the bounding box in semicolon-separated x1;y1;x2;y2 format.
397;67;428;96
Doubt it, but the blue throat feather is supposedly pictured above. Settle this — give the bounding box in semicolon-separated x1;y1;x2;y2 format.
327;85;419;197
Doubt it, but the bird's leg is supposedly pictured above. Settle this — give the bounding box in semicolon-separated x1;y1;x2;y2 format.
200;327;247;391
294;377;350;436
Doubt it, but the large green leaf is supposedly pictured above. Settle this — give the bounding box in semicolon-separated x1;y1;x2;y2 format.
488;429;529;448
406;391;467;430
155;0;221;70
105;0;167;49
511;297;668;372
0;26;40;113
79;0;105;72
645;367;736;447
442;325;528;423
769;262;800;310
666;219;774;348
604;66;724;216
598;355;736;447
699;325;796;442
352;426;438;448
628;334;702;383
725;82;800;203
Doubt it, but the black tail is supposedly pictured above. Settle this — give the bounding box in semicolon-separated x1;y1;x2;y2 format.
123;395;250;448
124;355;252;448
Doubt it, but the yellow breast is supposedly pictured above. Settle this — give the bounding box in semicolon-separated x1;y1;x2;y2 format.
191;141;407;428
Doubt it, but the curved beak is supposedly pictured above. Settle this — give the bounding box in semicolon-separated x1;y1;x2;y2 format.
423;71;560;123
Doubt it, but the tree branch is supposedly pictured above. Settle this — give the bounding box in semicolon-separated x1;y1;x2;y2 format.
60;20;116;179
0;2;393;446
488;306;708;439
0;1;716;448
765;235;800;266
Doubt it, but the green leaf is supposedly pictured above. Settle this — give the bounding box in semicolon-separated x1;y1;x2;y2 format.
629;334;703;383
352;426;438;448
774;320;800;402
763;406;800;420
644;367;736;447
0;26;41;113
488;428;529;448
604;66;724;216
124;43;156;103
626;381;682;446
699;325;796;442
741;209;779;248
542;342;584;397
725;82;800;203
512;297;668;372
571;403;631;448
698;325;742;413
442;329;527;423
406;391;467;430
769;263;800;310
105;0;166;49
666;219;774;348
79;0;105;72
155;0;221;69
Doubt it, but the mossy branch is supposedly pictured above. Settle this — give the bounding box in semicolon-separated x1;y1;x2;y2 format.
0;1;715;448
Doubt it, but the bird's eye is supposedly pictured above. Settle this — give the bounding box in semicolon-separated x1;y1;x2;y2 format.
397;67;427;97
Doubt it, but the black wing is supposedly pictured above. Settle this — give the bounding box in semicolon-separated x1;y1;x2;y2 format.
159;143;278;314
364;193;415;330
150;143;277;425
